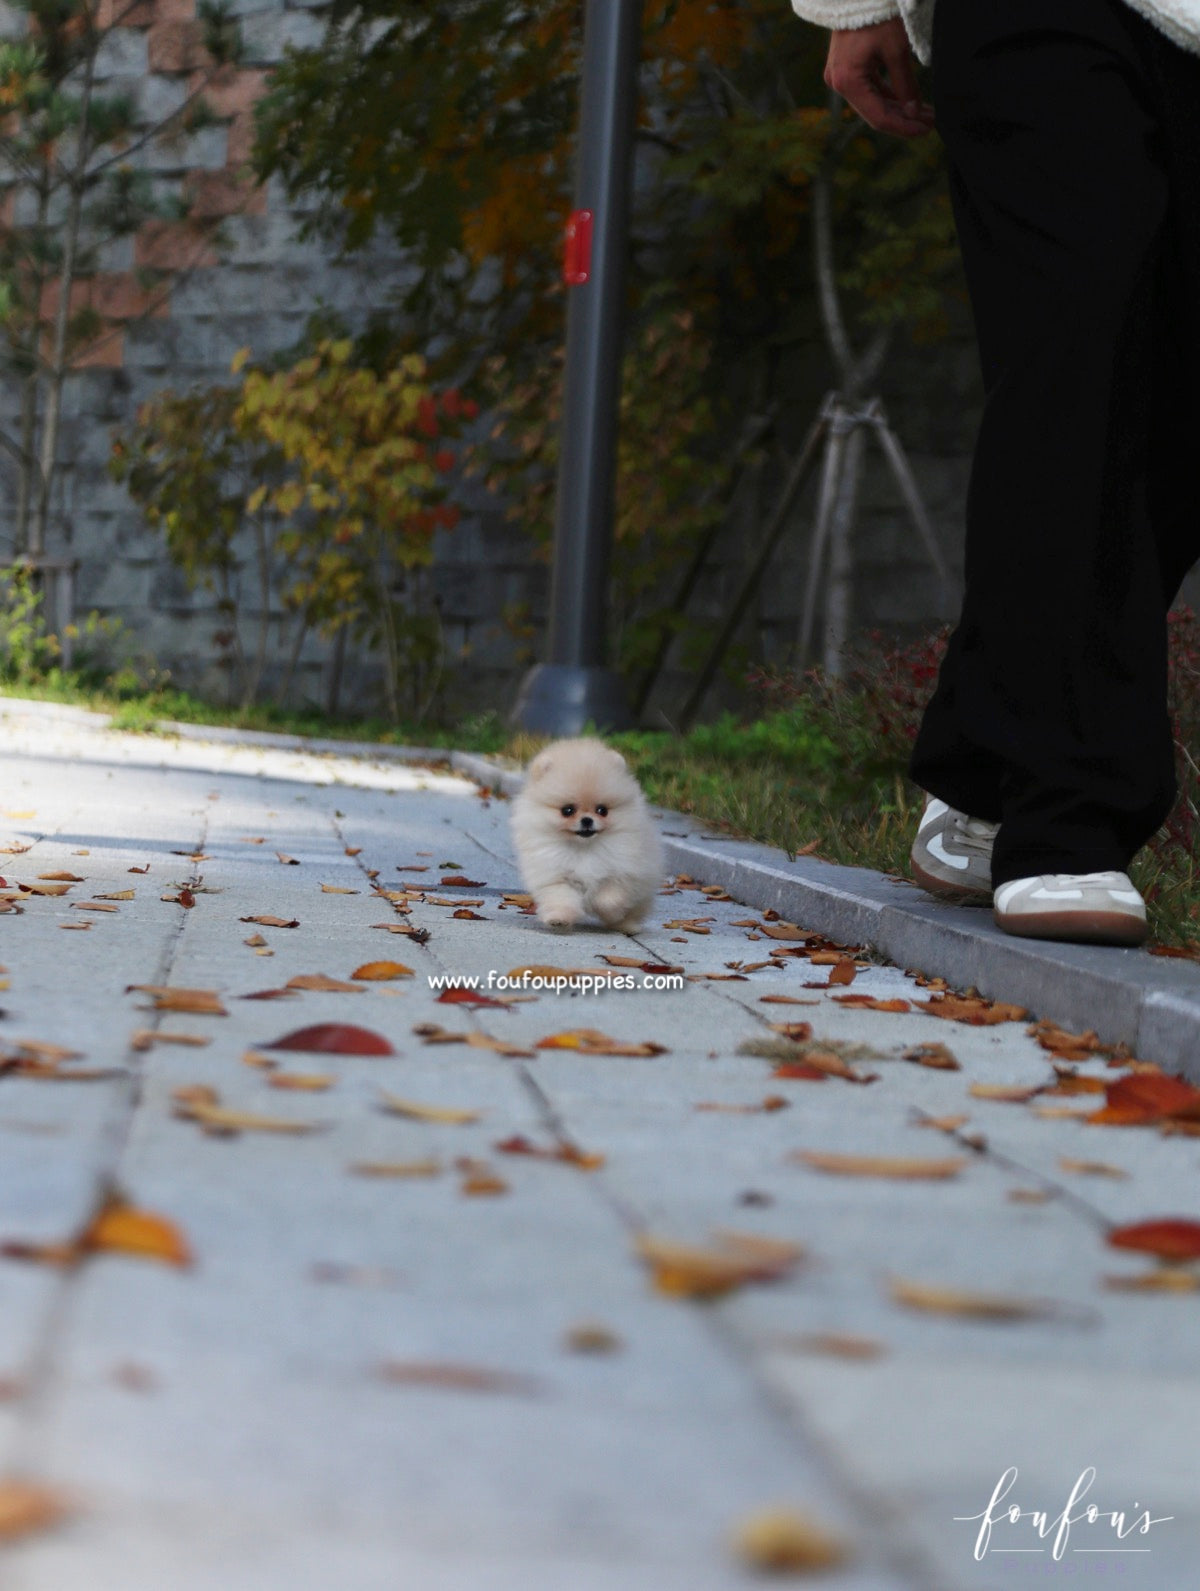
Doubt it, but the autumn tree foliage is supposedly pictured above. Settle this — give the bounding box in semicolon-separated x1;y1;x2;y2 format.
254;0;958;691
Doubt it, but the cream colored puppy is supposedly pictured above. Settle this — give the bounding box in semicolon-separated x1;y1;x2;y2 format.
511;737;662;932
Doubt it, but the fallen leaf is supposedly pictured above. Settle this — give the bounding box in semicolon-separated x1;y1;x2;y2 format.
1027;1019;1108;1059
1008;1188;1052;1204
1107;1218;1200;1263
455;1158;509;1196
832;994;910;1012
903;1042;960;1071
888;1276;1071;1321
171;1089;323;1136
351;960;414;981
276;853;299;865
1059;1157;1129;1179
320;884;359;894
564;1321;623;1353
238;915;299;929
263;1023;395;1056
285;974;364;994
733;1508;848;1573
128;864;150;874
18;882;73;896
129;1030;212;1052
96;889;135;902
758;994;819;1006
83;1199;192;1267
770;1062;830;1082
0;1479;72;1542
71;901;119;913
635;1230;803;1299
377;1361;540;1395
794;1151;966;1180
1088;1070;1200;1126
534;1029;667;1058
694;1096;790;1115
827;957;858;987
350;1159;442;1178
243;933;267;948
968;1083;1045;1103
37;871;83;882
379;1093;481;1125
921;994;1028;1025
436;987;508;1010
267;1072;335;1092
758;922;810;942
916;1114;971;1132
1104;1269;1200;1292
161;889;196;908
776;1332;885;1361
125;986;227;1016
598;955;684;974
493;1133;604;1170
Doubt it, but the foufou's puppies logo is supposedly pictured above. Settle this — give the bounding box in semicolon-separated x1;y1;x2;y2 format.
955;1468;1172;1560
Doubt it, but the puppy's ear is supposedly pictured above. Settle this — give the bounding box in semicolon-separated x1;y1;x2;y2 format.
527;748;555;782
606;746;627;771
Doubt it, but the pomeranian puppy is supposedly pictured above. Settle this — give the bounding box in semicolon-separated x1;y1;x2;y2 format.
511;737;662;932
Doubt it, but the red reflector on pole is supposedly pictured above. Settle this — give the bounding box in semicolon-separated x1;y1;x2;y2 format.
563;209;593;285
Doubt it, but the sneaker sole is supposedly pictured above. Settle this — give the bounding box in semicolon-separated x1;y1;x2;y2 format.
993;907;1148;947
910;856;992;907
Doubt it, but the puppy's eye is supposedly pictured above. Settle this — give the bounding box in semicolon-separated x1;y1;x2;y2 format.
560;804;576;818
594;805;607;817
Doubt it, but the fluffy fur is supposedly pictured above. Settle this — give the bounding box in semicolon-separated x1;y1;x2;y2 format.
510;737;662;932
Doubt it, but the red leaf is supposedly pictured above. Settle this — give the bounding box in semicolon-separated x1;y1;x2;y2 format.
436;988;507;1009
1108;1218;1200;1262
771;1063;829;1082
263;1023;395;1056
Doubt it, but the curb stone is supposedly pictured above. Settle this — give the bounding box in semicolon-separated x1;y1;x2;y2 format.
5;697;1200;1081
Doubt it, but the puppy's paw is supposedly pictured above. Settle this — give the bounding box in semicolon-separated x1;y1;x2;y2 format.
537;889;582;931
592;881;635;927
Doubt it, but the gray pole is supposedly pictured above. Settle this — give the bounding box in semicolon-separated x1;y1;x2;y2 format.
510;0;643;735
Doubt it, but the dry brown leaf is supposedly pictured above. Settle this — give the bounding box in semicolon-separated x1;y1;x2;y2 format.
564;1322;624;1354
320;884;359;894
0;1479;72;1542
903;1042;960;1071
350;1159;442;1179
1008;1188;1052;1204
535;1028;667;1058
126;986;228;1016
733;1508;848;1573
276;853;299;866
171;1088;323;1136
71;901;119;913
267;1072;335;1092
129;1030;212;1052
968;1083;1045;1103
921;994;1028;1025
285;974;364;994
243;933;268;947
777;1331;886;1361
493;1134;605;1170
1104;1269;1200;1293
635;1230;803;1299
379;1093;481;1125
455;1159;509;1196
889;1276;1068;1320
18;881;73;896
1059;1157;1129;1179
916;1113;971;1133
239;915;299;929
464;1032;535;1058
351;960;414;980
378;1360;540;1395
794;1150;966;1180
694;1096;790;1115
96;889;135;902
827;957;858;987
758;994;819;1006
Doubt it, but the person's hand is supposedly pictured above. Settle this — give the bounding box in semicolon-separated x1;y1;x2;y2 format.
824;19;936;138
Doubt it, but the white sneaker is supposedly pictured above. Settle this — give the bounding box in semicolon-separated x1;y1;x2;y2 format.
993;871;1148;946
910;795;997;904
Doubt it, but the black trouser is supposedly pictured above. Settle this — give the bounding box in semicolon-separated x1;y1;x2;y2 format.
908;0;1200;886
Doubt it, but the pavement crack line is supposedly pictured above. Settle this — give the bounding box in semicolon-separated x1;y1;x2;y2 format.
0;804;211;1487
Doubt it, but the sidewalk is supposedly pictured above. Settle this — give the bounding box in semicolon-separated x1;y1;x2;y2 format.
0;698;1197;1590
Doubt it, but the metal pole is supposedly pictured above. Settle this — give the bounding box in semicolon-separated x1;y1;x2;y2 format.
510;0;643;735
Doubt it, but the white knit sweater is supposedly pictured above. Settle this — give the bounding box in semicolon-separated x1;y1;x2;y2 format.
790;0;1200;65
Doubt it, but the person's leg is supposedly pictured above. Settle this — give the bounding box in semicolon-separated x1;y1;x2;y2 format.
909;0;1200;887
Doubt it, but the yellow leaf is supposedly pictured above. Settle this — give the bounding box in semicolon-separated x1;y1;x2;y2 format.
733;1508;848;1574
84;1200;192;1268
351;960;414;980
379;1092;480;1125
889;1276;1067;1320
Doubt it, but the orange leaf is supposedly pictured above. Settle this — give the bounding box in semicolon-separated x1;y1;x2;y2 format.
733;1508;848;1573
83;1201;192;1267
1088;1070;1200;1125
0;1479;72;1541
436;987;507;1009
832;994;910;1012
1107;1218;1200;1263
827;957;858;986
351;960;414;980
285;974;363;994
239;915;299;928
534;1028;667;1057
903;1043;960;1070
493;1133;604;1169
921;994;1028;1025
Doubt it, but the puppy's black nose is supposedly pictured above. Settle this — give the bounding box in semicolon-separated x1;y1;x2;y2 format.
578;815;594;831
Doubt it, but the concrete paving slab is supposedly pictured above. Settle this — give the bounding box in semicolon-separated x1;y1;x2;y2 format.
1;699;1198;1589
